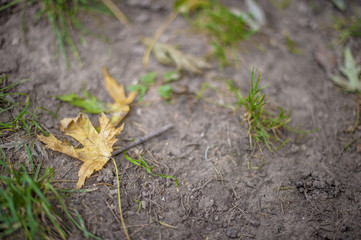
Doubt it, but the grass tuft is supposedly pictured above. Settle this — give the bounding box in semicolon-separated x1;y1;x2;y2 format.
0;148;101;239
333;14;361;44
229;69;292;152
0;77;100;239
1;0;115;67
0;76;49;136
191;1;256;67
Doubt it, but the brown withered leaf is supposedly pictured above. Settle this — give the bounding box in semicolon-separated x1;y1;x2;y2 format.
103;67;137;126
142;37;211;74
38;113;124;189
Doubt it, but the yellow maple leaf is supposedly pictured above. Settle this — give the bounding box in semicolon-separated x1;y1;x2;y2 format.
38;113;124;189
103;67;137;126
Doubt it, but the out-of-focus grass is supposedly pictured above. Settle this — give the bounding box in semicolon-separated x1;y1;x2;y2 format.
0;0;118;67
0;76;100;239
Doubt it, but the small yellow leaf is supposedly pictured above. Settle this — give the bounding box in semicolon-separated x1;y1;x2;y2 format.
102;67;137;126
38;113;124;189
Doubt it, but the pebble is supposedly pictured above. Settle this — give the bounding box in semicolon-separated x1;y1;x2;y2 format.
296;180;304;188
290;144;300;153
226;228;239;238
340;225;349;232
249;219;260;228
312;180;326;189
199;197;214;209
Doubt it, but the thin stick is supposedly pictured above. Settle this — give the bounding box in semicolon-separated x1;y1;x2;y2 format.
105;200;121;223
112;124;174;156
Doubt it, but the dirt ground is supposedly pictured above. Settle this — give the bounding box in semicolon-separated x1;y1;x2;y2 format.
1;0;361;239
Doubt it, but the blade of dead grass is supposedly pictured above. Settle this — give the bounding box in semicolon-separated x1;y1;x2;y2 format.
112;158;130;240
346;99;360;132
143;11;179;68
101;0;130;27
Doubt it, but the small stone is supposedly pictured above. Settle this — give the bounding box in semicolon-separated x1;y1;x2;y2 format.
250;219;260;227
296;181;304;188
226;228;238;238
11;37;20;45
290;144;300;153
199;197;214;209
305;180;313;187
109;189;118;196
313;180;326;189
340;225;349;232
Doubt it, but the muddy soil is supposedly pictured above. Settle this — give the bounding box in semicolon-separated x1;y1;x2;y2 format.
1;0;361;239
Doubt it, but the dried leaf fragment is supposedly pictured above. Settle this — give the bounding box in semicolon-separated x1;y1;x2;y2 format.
57;68;136;126
103;67;137;126
38;113;124;189
142;37;211;74
330;47;361;92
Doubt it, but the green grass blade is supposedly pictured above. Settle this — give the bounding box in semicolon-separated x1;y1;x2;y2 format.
0;0;25;11
124;152;179;190
49;14;70;67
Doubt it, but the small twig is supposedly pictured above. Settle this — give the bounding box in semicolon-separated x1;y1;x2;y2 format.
112;124;173;157
346;99;360;133
105;200;121;223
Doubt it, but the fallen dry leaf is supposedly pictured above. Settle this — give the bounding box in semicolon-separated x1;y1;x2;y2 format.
38;113;124;189
57;68;136;126
103;67;137;126
142;37;211;74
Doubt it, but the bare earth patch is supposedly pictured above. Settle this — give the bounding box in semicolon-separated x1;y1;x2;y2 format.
1;0;361;239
